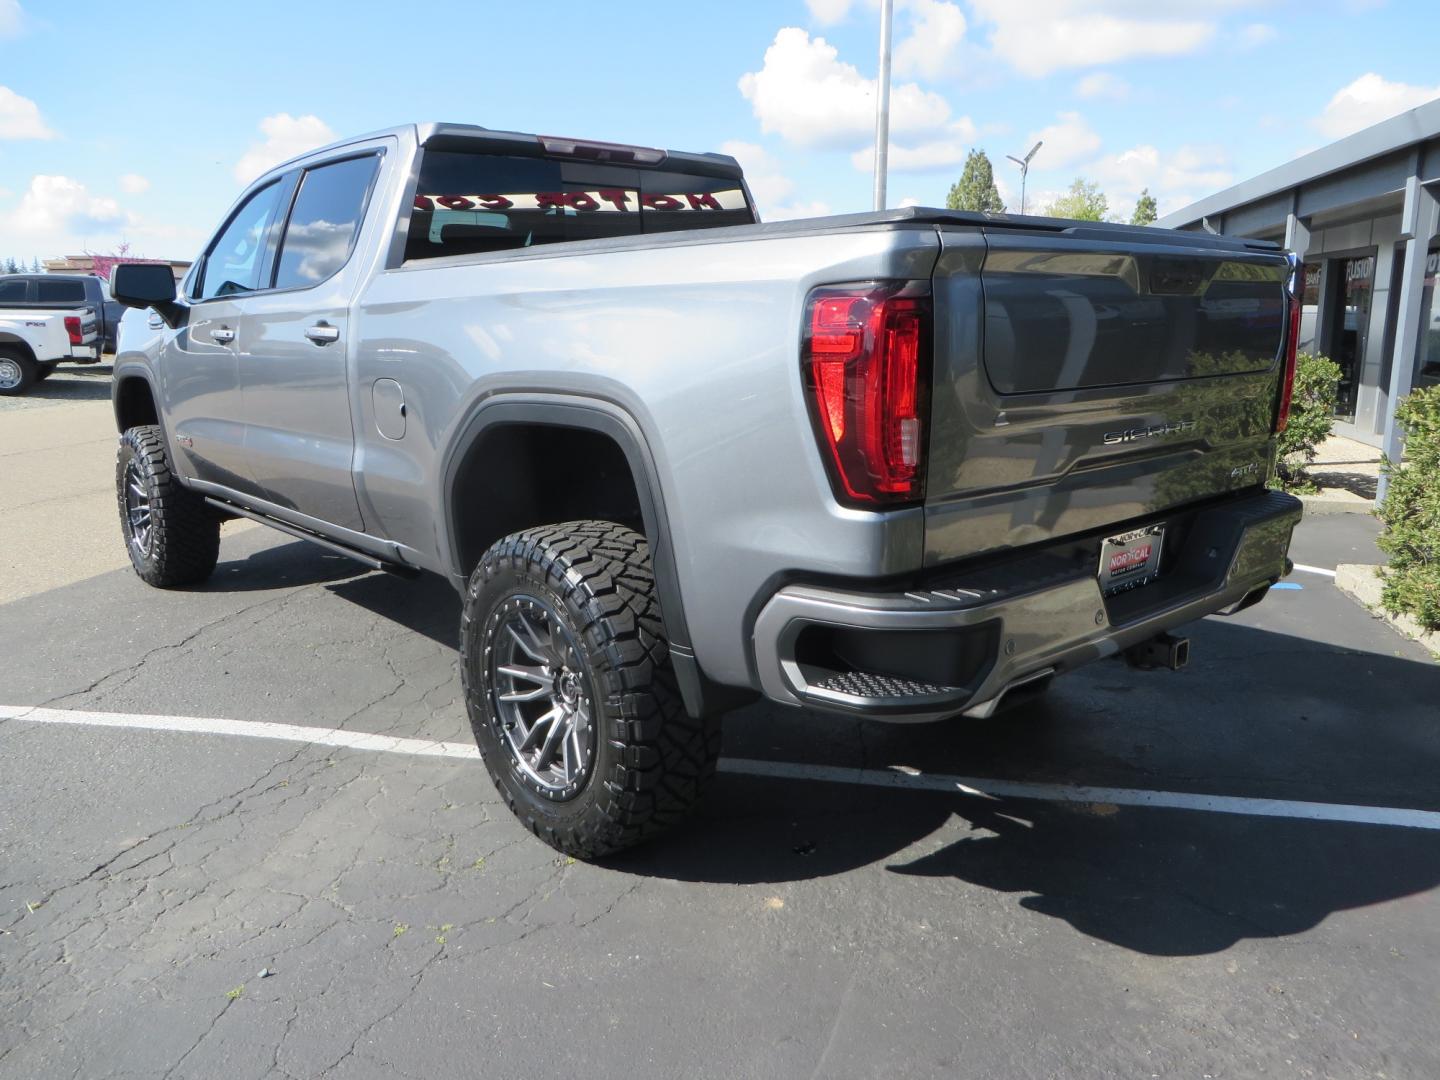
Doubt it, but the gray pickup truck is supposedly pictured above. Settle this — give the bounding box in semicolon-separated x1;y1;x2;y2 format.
109;122;1303;856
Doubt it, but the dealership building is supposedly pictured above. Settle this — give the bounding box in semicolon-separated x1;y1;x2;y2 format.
1160;98;1440;461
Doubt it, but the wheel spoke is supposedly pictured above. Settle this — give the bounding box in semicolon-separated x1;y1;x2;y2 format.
517;705;562;754
533;707;571;772
496;663;553;702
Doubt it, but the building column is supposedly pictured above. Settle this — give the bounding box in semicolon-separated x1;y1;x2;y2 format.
1378;177;1439;502
1284;211;1310;257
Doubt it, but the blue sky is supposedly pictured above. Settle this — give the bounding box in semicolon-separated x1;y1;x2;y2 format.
1;0;1436;262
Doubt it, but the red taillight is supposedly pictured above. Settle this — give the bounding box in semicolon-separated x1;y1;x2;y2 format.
1275;293;1301;433
803;284;929;505
64;316;82;346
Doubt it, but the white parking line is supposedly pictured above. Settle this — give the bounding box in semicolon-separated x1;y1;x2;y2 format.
5;704;1439;832
1292;563;1338;578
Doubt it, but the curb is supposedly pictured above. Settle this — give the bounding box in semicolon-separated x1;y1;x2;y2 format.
1298;493;1374;516
1334;563;1440;657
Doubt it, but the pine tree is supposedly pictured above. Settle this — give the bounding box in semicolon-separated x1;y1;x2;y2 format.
945;150;1006;213
1131;188;1158;226
3;257;18;274
1045;178;1110;222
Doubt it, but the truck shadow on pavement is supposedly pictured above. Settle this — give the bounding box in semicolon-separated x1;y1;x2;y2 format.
234;543;1440;958
614;620;1440;957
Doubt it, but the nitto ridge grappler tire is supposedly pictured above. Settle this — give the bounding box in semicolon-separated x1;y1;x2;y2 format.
461;521;721;858
116;425;221;587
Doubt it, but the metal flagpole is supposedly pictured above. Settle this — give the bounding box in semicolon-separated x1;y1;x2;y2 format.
873;0;893;211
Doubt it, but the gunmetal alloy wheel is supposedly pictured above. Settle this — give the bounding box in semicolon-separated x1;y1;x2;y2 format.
123;458;155;560
115;425;221;587
485;594;596;799
461;521;723;858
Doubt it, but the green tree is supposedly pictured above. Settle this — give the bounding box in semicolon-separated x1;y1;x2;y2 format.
1045;178;1109;222
945;150;1005;213
2;257;18;274
29;257;42;273
1130;188;1158;226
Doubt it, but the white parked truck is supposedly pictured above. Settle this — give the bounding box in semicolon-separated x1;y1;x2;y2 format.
0;307;100;395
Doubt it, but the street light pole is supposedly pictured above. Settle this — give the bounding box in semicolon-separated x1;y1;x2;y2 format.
873;0;893;212
1007;141;1043;215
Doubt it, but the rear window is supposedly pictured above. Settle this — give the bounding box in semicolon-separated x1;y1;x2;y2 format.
405;151;754;261
36;279;87;303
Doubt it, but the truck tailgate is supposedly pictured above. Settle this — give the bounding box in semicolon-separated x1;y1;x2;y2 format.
925;226;1289;566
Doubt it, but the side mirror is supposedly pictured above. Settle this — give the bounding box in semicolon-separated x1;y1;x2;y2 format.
110;263;183;327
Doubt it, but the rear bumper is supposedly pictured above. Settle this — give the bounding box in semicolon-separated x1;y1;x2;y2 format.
751;490;1302;722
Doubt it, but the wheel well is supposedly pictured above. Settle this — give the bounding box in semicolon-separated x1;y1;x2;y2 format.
450;423;646;579
0;334;36;362
114;375;159;431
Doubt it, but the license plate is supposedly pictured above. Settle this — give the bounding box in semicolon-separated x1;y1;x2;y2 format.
1099;524;1165;596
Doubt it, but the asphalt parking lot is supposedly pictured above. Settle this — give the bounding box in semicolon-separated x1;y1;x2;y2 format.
2;376;1438;1079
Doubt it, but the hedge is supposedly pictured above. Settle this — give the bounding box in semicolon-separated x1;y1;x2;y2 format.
1273;352;1342;491
1376;384;1440;632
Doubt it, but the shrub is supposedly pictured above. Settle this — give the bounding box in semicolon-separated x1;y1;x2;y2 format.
1273;352;1342;491
1376;384;1440;631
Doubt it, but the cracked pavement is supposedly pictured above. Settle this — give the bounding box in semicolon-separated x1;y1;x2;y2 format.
2;407;1439;1077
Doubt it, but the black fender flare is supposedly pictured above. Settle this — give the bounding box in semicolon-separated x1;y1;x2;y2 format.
439;394;745;716
437;394;731;712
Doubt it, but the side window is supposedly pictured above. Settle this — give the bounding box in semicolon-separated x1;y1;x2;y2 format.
36;279;86;303
273;155;381;290
0;279;28;302
195;181;285;302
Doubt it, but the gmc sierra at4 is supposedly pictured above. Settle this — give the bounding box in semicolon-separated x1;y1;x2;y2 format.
108;122;1303;856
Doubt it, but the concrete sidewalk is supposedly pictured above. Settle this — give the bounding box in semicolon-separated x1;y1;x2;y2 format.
1299;432;1383;514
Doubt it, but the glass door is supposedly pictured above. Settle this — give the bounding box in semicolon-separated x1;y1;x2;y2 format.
1327;254;1374;420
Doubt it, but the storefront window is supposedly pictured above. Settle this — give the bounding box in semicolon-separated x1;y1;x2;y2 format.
1298;263;1320;353
1330;254;1374;419
1415;248;1440;390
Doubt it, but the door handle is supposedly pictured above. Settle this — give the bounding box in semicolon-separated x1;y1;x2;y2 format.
210;327;235;344
305;324;340;346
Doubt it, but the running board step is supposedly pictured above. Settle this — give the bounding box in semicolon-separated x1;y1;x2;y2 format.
204;498;418;577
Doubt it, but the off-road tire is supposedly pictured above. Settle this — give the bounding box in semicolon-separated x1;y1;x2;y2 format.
0;348;36;396
461;520;721;858
116;425;221;587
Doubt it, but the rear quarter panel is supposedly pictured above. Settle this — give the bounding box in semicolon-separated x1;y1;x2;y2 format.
353;225;940;687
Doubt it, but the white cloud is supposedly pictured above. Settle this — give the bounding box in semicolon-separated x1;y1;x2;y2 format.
234;113;337;184
0;85;54;140
719;139;832;221
768;200;833;222
739;28;952;150
1086;143;1233;216
4;175;126;236
1314;73;1440;140
0;1;23;38
894;0;967;79
851;117;978;173
719;140;793;208
118;173;150;195
1075;72;1129;100
1026;111;1101;170
1238;23;1276;48
806;0;853;23
968;0;1216;76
